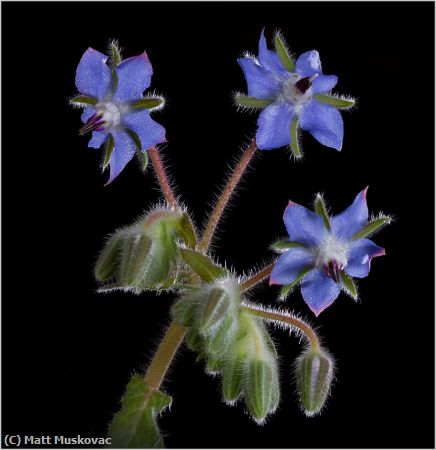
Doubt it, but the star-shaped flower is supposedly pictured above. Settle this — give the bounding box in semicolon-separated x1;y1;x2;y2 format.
236;30;355;156
270;189;391;316
71;42;166;184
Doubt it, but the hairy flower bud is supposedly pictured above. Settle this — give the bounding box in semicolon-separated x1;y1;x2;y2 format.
95;230;128;281
295;347;334;416
222;356;244;404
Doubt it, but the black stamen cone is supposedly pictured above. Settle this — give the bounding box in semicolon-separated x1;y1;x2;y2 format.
295;77;312;94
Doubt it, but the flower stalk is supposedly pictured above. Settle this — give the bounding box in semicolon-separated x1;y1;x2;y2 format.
240;262;276;292
144;320;187;391
199;139;258;253
148;146;179;210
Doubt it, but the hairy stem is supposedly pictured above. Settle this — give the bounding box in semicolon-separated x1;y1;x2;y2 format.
144;320;187;390
149;146;179;209
242;304;320;350
199;139;258;253
240;262;275;292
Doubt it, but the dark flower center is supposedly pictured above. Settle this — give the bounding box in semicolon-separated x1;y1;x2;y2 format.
322;260;344;283
79;113;106;135
295;77;313;94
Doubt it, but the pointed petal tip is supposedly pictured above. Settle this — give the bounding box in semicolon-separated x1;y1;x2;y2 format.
373;247;386;258
362;186;369;199
269;277;279;286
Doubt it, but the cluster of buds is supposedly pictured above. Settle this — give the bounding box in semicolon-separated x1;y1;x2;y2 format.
95;205;196;292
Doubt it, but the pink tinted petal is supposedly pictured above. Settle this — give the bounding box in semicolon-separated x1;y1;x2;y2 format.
298;100;343;150
122;110;166;151
237;57;282;99
301;269;341;316
270;247;313;286
331;188;369;240
345;238;385;278
105;130;137;185
113;52;153;102
75;48;111;99
283;201;327;247
256;101;294;150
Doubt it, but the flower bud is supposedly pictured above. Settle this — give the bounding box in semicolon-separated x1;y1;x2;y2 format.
242;357;280;424
295;347;334;417
222;356;244;404
95;230;127;281
204;315;239;356
185;329;204;353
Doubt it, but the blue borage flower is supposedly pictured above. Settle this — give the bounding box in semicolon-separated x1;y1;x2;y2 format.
236;30;355;156
71;42;166;184
270;188;391;316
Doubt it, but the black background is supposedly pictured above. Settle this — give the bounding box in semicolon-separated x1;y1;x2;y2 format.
2;2;435;448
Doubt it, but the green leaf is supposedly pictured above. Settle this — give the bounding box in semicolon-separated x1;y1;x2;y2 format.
234;95;273;109
108;374;172;448
274;33;295;72
314;194;331;230
132;97;164;110
271;240;305;252
180;248;227;282
279;266;312;300
314;94;355;109
340;272;358;300
70;95;98;106
290;117;302;158
176;213;197;249
103;135;115;169
351;216;391;240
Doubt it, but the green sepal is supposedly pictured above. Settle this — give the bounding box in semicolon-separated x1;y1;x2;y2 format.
137;151;149;172
271;239;305;252
171;296;201;327
234;95;273;109
274;32;295;72
295;348;333;417
205;355;225;375
176;214;197;249
103;135;115;169
314;94;355;109
290;117;302;158
180;249;227;282
132;97;164;111
107;41;121;91
351;216;391;240
107;374;171;448
279;266;312;300
95;231;125;282
185;329;204;352
126;129;142;151
119;233;153;287
243;358;279;423
70;95;98;106
199;287;231;335
222;356;244;404
204;314;238;356
340;272;358;300
314;194;331;230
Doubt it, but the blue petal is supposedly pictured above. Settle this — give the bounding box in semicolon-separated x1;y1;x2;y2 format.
88;131;108;149
81;107;95;123
345;238;385;278
113;52;153;102
301;269;341;316
298;100;343;150
283;201;327;247
295;50;323;77
122;110;166;151
312;74;338;94
258;30;288;76
75;48;111;99
237;57;282;99
331;189;369;240
256;101;294;150
106;130;137;185
269;247;314;286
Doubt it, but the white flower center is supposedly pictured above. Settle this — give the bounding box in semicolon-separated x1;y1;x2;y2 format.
281;73;317;111
315;235;348;269
96;102;121;129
